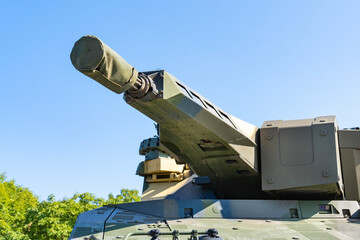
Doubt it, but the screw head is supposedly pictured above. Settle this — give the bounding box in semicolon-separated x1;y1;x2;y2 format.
267;176;275;184
322;170;330;177
265;134;273;140
320;129;328;136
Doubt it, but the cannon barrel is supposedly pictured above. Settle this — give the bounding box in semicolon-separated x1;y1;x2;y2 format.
70;35;144;95
71;35;158;99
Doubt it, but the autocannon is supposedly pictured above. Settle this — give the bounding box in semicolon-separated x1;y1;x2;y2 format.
69;35;360;240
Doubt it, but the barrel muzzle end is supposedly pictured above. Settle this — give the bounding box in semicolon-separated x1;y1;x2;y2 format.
70;35;138;94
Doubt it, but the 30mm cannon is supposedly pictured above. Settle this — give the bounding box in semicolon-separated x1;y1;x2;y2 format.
71;35;360;201
69;35;360;240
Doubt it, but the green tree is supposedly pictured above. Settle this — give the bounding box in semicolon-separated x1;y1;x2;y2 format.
0;173;140;240
24;193;101;240
105;189;140;205
0;173;38;240
24;190;140;240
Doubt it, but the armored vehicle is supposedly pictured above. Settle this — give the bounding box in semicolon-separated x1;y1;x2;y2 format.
69;35;360;240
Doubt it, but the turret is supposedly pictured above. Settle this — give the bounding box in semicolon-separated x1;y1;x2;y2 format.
71;36;360;201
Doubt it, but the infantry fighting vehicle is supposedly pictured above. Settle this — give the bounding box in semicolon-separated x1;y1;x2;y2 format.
69;36;360;240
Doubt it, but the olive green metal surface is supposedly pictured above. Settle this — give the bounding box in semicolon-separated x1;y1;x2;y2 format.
70;36;360;240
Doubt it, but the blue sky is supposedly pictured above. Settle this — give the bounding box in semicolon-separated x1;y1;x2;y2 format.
1;1;359;200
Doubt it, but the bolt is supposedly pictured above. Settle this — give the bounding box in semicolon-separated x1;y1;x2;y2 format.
322;170;330;177
265;134;273;140
320;129;328;136
267;176;275;184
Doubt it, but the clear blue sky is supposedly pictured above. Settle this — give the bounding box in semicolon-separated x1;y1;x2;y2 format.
1;1;359;200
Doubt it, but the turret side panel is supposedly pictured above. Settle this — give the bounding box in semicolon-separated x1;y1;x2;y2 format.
260;116;344;199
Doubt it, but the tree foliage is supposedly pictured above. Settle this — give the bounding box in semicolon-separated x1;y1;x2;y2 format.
0;174;140;240
0;173;37;240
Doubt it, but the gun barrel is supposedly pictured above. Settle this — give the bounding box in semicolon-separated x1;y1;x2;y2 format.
70;35;139;94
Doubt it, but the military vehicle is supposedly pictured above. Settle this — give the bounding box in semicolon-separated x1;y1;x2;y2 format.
69;35;360;240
